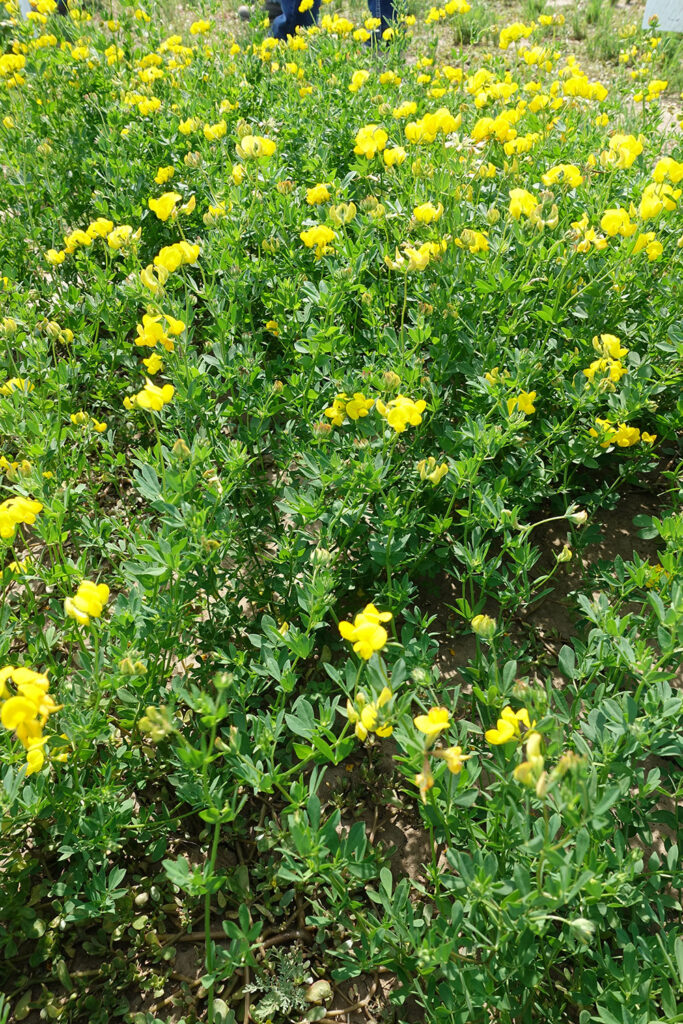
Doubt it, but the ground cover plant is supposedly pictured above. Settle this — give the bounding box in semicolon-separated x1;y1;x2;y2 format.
0;0;682;1020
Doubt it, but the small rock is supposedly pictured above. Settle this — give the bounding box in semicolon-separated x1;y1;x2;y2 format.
238;5;251;18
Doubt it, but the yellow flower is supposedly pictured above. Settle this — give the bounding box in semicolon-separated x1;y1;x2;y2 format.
154;164;175;185
383;146;407;167
652;157;683;184
413;201;443;224
0;377;34;397
417;456;448;484
600;208;636;238
353;124;388;159
300;225;336;257
349;69;370;93
179;116;200;135
123;379;175;413
507;391;536;416
509;188;539;220
513;731;545;785
456;229;489;254
0;496;43;540
0;665;62;775
375;394;426;432
639;182;680;220
603;133;643;170
236;135;277;159
485;706;534;745
541;163;583;188
143;352;164;374
45;248;66;265
440;745;472;774
190;18;210;33
148;191;182;221
339;604;392;660
471;613;496;639
87;218;114;240
107;225;139;250
70;411;106;432
306;183;331;205
414;706;450;736
64;580;110;626
203;120;227;142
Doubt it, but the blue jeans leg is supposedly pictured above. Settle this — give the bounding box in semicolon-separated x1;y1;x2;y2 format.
271;0;320;38
367;0;395;34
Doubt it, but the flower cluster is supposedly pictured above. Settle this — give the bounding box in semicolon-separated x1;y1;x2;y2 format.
589;420;656;448
485;706;535;745
70;411;107;433
0;666;62;775
123;379;175;412
135;312;185;353
0;496;43;540
376;395;427;433
300;224;336;257
339;604;392;660
417;457;449;485
346;687;393;741
413;706;473;801
324;392;374;426
64;580;110;626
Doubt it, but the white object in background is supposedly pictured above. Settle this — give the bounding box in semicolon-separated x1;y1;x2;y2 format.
18;0;32;15
642;0;683;31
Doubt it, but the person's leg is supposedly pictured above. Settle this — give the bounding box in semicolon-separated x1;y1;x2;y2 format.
366;0;395;37
270;0;298;38
298;0;320;30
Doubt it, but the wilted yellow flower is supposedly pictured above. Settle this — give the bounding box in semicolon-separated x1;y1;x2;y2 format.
471;613;496;639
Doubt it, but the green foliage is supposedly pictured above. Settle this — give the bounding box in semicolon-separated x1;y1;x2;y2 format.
0;0;681;1022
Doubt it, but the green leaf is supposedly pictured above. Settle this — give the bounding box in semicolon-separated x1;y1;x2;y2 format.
558;645;576;680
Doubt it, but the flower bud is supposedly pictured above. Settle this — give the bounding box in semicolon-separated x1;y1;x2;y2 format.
569;917;596;944
310;546;333;566
567;508;588;525
1;317;17;336
471;613;497;640
556;544;572;563
172;438;191;460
